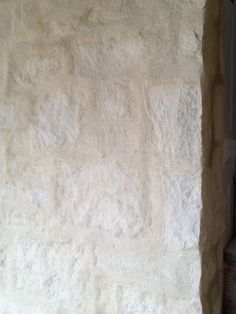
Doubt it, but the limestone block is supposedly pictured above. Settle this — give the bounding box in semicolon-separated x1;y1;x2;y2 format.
0;103;11;131
72;79;143;125
0;48;7;95
5;130;55;221
80;0;180;80
0;145;56;233
179;6;204;47
0;2;13;44
0;230;10;290
147;82;202;176
6;129;32;181
6;137;54;193
77;119;142;161
129;3;175;70
88;0;132;25
71;78;97;123
72;34;180;81
0;136;6;183
163;175;201;249
123;2;183;80
14;0;96;39
31;89;80;151
166;299;202;314
125;0;174;36
0;94;33;129
94;80;142;121
176;7;203;75
178;30;200;57
8;41;72;92
9;239;91;312
0;297;48;314
182;0;206;8
72;35;146;80
56;158;151;238
4;132;56;235
0;183;52;232
95;243;201;299
119;285;165;314
95;277;117;314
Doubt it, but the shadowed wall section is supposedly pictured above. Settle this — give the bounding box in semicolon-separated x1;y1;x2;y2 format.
201;0;225;313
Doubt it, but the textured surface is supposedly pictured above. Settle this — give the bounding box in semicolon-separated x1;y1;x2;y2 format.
200;0;225;313
0;0;224;313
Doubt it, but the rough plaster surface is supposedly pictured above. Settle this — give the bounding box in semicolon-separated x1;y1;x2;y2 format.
0;0;224;313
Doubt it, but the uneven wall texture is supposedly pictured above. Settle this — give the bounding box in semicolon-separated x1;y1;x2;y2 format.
0;0;224;313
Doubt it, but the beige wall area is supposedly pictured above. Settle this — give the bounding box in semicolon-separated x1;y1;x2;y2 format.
0;0;224;313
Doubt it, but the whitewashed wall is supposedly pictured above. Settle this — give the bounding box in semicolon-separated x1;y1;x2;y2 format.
0;0;224;313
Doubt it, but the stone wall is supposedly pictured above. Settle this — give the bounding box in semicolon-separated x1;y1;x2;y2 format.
0;0;224;313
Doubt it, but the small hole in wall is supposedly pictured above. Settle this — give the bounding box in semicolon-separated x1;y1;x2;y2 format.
231;0;235;4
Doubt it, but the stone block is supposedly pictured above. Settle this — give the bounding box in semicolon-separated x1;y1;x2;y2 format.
9;41;72;92
0;181;55;235
72;78;143;132
0;135;6;183
95;277;117;314
77;119;142;161
88;0;132;25
0;93;33;129
0;231;10;290
125;0;173;36
167;299;202;314
30;89;80;151
6;129;32;181
0;102;18;129
147;82;202;176
163;175;201;249
72;35;146;80
9;239;91;312
181;0;206;9
119;285;165;314
0;2;13;44
0;48;7;95
0;297;48;314
94;80;142;121
95;243;201;299
56;158;151;238
13;0;96;39
178;30;200;57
